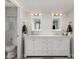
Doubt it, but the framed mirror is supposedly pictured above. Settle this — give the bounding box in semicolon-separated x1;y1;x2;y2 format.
31;16;41;31
52;16;62;31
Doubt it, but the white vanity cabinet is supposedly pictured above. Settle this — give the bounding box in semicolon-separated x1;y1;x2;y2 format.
24;35;70;57
47;37;70;56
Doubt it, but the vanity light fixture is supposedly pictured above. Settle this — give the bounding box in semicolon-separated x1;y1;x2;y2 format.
52;13;63;16
31;13;41;16
55;13;58;16
31;14;33;16
39;13;41;16
35;13;38;16
60;13;63;16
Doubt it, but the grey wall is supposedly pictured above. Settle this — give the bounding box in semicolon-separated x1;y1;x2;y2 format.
5;7;17;46
5;7;17;16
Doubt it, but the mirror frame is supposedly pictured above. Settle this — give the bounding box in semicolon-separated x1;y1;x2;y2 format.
52;16;62;31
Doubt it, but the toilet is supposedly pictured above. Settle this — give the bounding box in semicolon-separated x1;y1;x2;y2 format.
5;45;17;59
5;32;17;59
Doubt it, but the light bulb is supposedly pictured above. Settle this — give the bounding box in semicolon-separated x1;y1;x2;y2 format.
39;13;41;16
35;13;37;16
60;13;63;16
55;13;58;16
31;14;33;15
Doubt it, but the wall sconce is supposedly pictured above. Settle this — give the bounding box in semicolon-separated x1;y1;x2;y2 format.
53;13;63;16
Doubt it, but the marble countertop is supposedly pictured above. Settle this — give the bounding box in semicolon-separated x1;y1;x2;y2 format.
29;35;72;37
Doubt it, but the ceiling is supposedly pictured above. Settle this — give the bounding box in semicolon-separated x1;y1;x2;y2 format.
7;0;74;14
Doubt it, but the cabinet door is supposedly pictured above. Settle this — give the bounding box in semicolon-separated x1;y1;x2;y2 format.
33;38;42;55
47;37;70;56
57;39;70;50
26;39;34;50
34;39;42;50
53;38;70;51
41;39;48;55
47;38;70;50
48;39;62;50
41;39;47;50
47;39;55;50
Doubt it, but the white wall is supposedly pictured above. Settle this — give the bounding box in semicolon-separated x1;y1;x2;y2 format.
19;10;74;35
67;9;74;57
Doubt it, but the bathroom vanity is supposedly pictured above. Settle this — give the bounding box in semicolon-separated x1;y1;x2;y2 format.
24;35;71;57
24;13;71;57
